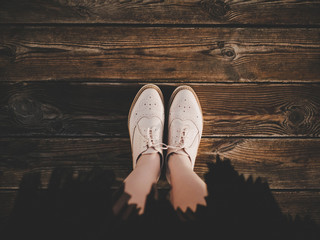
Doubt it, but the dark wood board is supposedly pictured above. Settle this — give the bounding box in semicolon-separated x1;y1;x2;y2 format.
0;138;319;189
1;27;320;82
0;0;319;25
273;191;320;224
1;82;319;137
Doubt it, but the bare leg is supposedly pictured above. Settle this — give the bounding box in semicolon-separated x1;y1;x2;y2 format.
123;153;161;214
168;153;208;212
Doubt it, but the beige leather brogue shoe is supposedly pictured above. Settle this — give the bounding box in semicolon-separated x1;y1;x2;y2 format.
166;85;203;182
128;84;165;174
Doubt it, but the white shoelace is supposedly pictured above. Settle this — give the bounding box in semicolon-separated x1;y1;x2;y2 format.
146;127;188;152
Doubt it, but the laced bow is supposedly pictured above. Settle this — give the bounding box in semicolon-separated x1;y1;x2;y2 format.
146;127;188;152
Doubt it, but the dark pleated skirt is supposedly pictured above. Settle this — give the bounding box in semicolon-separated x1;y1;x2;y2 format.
2;155;319;240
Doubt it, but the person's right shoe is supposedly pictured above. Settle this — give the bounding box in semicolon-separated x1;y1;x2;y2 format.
128;84;165;177
166;85;203;183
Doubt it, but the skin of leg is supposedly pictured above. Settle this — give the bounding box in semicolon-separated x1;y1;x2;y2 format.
123;153;161;214
168;153;208;212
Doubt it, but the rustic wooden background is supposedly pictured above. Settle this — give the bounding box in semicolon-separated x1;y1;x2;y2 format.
0;0;320;224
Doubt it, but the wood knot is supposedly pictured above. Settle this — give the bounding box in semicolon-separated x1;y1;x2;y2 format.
221;47;236;60
200;0;230;19
287;106;305;125
74;5;91;17
0;45;16;63
8;95;43;126
282;102;317;135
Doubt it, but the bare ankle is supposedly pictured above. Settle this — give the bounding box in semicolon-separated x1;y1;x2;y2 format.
168;153;193;171
136;152;161;168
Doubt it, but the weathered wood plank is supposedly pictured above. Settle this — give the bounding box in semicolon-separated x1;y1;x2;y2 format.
0;138;319;189
1;27;320;82
0;0;319;25
273;191;320;224
197;138;320;189
1;83;320;137
0;190;319;225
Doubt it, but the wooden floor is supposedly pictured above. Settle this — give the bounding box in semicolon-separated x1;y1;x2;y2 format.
0;0;320;225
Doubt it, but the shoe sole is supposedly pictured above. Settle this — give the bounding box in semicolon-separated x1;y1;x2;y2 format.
128;84;165;131
168;85;203;119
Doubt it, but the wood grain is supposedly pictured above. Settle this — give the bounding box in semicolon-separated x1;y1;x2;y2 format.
197;138;320;189
1;83;319;137
0;0;319;25
0;138;319;189
1;27;320;82
273;191;320;224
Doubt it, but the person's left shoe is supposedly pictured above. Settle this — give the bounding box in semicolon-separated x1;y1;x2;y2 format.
166;85;203;183
128;84;165;175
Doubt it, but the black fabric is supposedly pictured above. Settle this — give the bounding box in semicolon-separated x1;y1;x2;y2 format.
1;156;319;240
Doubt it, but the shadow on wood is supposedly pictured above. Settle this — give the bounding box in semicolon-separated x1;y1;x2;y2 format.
1;156;319;240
